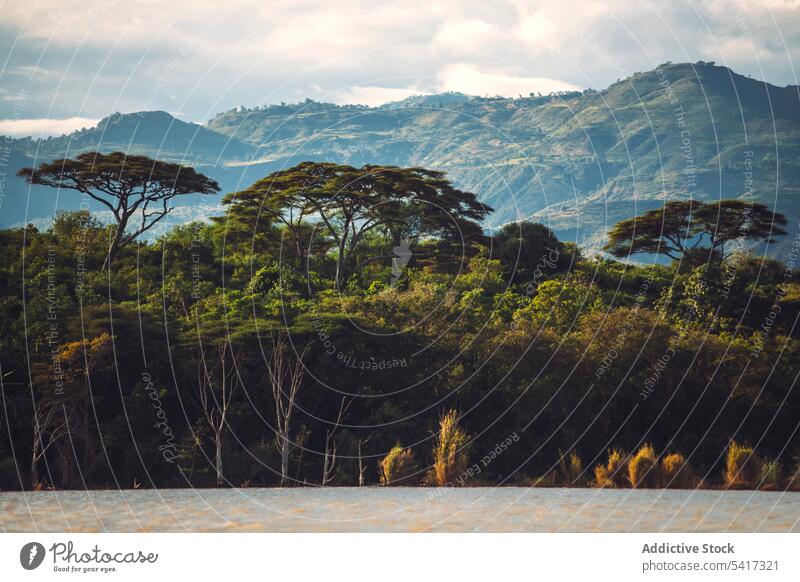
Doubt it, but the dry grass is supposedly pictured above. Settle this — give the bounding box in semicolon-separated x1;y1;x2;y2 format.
379;444;418;485
628;444;659;488
593;449;628;488
661;452;694;489
758;459;781;491
725;442;760;488
531;472;558;487
558;450;585;486
430;410;469;486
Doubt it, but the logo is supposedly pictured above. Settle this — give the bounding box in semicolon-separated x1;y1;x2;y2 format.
391;237;413;286
20;542;46;570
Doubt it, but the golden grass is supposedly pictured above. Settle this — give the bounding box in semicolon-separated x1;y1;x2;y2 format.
379;444;418;485
558;450;585;486
725;441;760;488
628;444;659;488
430;410;469;487
593;448;628;488
758;459;781;491
661;452;694;488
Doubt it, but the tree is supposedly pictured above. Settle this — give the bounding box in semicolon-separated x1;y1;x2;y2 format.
265;333;310;486
604;199;787;262
195;340;241;487
694;200;787;259
221;162;491;289
19;152;219;268
492;220;570;283
604;201;699;261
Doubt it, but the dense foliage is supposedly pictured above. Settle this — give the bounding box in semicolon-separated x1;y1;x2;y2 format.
1;160;799;491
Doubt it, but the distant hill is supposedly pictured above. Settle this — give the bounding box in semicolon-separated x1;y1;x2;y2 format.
4;62;800;257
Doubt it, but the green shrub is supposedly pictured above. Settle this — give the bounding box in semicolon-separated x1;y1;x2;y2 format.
628;444;660;488
725;442;760;488
758;459;781;490
661;452;694;488
379;444;418;485
531;472;558;488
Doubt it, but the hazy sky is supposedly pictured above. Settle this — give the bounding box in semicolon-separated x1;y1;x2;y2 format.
1;0;798;136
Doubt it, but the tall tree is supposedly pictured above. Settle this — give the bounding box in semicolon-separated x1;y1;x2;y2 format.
694;200;787;259
604;200;699;261
195;339;241;487
266;332;310;487
221;162;491;289
604;199;786;261
19;152;219;268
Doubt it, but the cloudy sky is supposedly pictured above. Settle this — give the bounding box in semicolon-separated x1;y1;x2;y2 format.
1;0;798;136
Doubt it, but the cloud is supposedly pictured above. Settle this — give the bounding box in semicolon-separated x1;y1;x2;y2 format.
0;117;100;137
0;0;797;121
434;19;501;53
328;86;421;106
437;64;580;96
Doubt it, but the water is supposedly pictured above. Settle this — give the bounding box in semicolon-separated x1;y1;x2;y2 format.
2;488;799;532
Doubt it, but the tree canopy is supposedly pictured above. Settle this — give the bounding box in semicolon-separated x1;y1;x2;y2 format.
219;162;491;288
19;151;219;267
604;199;786;261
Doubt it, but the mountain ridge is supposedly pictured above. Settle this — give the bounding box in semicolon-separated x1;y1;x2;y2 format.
4;61;799;257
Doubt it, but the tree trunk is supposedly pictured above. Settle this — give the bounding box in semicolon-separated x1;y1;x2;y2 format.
279;433;290;487
357;440;365;487
30;448;39;490
102;215;128;271
215;431;224;487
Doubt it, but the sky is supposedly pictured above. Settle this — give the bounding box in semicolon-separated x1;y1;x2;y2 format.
0;0;799;136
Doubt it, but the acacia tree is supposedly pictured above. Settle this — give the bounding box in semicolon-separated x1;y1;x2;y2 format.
221;162;491;289
604;199;786;261
19;152;219;268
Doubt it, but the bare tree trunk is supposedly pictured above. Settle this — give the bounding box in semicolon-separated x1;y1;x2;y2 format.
215;430;224;487
321;396;349;486
267;333;310;487
197;341;241;488
30;445;39;489
279;433;290;487
357;439;365;487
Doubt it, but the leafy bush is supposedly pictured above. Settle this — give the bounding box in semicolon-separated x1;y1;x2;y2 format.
430;410;469;486
725;442;760;488
558;450;585;486
661;452;694;489
758;459;781;491
379;444;418;486
531;472;558;487
594;449;628;488
628;444;659;488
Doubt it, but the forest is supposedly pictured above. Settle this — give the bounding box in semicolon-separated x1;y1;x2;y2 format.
1;153;799;491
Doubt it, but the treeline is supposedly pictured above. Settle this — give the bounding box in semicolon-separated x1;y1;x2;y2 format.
1;156;799;490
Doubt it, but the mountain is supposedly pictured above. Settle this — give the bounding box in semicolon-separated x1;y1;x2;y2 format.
4;62;800;257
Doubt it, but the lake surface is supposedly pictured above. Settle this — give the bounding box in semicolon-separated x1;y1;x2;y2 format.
2;488;799;532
